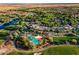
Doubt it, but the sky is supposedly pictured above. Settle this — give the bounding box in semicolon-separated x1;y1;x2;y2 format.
0;0;79;3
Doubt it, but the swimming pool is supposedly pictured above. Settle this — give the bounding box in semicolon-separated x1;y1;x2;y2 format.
28;35;40;45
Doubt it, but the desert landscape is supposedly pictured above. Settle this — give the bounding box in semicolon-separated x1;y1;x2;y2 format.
0;4;79;10
0;3;79;55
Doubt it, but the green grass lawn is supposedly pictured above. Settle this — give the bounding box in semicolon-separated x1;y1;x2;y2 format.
53;36;79;41
7;46;79;55
42;46;79;55
7;51;33;55
0;30;9;45
0;30;9;37
53;36;79;44
0;39;4;45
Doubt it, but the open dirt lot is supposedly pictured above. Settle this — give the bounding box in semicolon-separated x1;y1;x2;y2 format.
0;4;79;11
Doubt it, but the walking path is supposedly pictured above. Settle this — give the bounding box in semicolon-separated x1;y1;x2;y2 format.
15;45;78;55
0;40;78;55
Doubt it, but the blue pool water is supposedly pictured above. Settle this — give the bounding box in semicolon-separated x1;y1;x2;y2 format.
28;35;40;45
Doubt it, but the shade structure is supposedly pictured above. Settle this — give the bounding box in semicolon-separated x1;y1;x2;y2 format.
35;35;43;41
